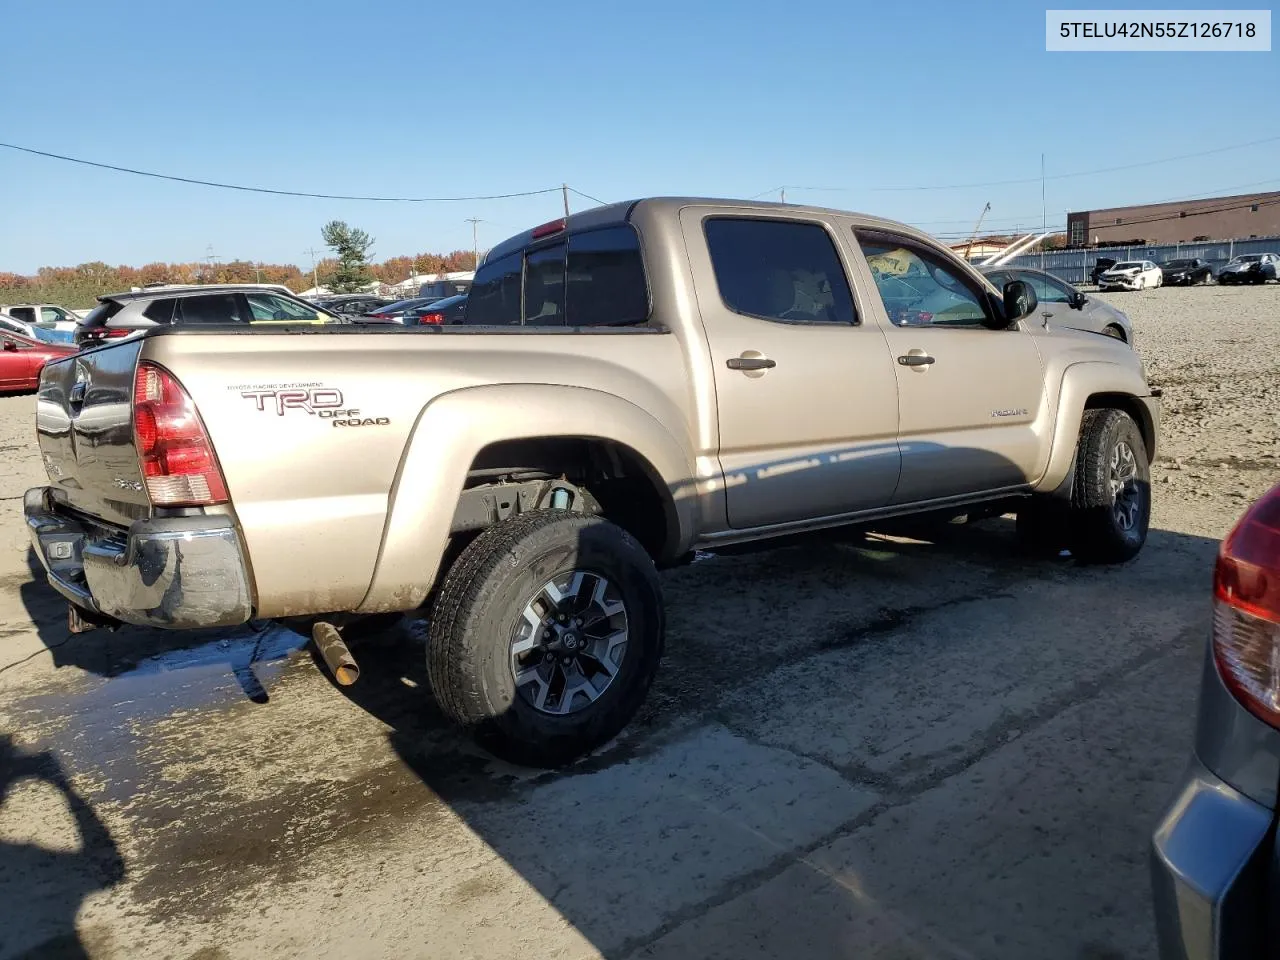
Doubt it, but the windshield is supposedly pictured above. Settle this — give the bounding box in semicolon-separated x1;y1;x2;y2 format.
1230;255;1262;264
1162;259;1192;268
1114;262;1143;270
377;298;429;313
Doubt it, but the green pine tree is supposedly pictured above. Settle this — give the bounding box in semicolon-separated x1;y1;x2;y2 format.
320;221;375;293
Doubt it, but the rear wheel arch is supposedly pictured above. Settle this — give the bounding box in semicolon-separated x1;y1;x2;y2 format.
463;436;682;563
356;384;696;614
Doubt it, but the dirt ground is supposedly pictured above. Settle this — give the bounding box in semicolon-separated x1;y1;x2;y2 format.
1;285;1277;960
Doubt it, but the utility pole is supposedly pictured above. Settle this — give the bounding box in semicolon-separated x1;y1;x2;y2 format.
562;183;570;218
780;187;786;203
304;247;321;292
465;218;484;270
204;244;221;284
255;261;262;284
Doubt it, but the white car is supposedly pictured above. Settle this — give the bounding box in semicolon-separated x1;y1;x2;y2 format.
1097;260;1163;291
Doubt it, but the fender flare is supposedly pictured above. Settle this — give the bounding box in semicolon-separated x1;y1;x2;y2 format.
1038;360;1160;495
356;383;697;613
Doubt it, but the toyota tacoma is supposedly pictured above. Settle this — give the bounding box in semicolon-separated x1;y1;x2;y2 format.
25;198;1161;765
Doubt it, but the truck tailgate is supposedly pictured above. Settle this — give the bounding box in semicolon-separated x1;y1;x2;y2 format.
35;340;150;528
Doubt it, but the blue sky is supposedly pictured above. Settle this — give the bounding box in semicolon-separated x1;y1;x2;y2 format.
1;0;1276;273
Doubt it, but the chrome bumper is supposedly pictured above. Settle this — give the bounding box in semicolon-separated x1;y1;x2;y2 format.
24;487;253;629
1151;757;1273;960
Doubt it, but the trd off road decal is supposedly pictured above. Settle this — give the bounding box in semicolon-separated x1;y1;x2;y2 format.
233;383;390;428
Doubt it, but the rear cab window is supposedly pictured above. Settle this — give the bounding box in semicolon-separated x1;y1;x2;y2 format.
466;223;650;327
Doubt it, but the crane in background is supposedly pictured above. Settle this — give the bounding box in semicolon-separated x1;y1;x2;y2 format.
961;202;991;261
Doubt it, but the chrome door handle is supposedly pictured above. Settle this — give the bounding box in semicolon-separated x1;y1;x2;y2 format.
726;356;776;371
897;354;935;367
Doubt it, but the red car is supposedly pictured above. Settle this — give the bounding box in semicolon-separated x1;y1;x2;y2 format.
0;331;76;393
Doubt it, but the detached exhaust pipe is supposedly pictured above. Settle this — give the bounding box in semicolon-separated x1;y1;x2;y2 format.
312;621;360;686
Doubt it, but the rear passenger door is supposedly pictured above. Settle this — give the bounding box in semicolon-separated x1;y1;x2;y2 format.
681;209;901;529
853;230;1045;503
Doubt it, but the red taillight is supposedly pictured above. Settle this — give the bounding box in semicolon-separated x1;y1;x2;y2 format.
132;362;228;506
417;312;445;325
531;218;566;239
1213;483;1280;727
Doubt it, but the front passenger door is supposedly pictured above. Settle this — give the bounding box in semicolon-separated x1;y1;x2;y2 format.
854;231;1046;504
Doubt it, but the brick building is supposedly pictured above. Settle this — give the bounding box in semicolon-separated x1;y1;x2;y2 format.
1067;191;1280;247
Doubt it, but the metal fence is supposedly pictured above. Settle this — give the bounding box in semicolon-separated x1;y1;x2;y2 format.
987;235;1280;285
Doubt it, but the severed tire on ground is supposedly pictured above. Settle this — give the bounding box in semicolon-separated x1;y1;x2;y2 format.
1067;408;1151;564
426;510;664;767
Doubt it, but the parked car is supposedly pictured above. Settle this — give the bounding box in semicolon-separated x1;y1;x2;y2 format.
417;277;472;301
1151;481;1280;959
1216;253;1279;285
315;295;397;316
0;330;76;392
981;266;1133;344
363;297;437;322
1098;260;1163;291
396;294;469;326
1090;257;1117;286
74;284;345;347
25;198;1159;767
1;304;80;343
1158;258;1214;286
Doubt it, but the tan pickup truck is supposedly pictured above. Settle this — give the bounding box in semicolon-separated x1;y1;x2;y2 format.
25;198;1160;765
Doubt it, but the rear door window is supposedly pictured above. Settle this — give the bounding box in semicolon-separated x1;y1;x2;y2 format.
8;307;35;324
566;226;648;326
176;294;245;325
467;252;522;325
704;218;857;324
244;293;321;322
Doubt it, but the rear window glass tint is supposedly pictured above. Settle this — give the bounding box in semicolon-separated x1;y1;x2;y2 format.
566;226;648;326
524;243;566;326
467;252;522;325
177;294;243;325
705;218;857;324
143;298;177;323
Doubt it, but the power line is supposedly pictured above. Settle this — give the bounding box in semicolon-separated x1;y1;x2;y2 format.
0;140;563;202
872;135;1280;191
568;186;609;206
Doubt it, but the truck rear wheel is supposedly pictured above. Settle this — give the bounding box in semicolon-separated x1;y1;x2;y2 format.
1067;409;1150;564
427;510;664;767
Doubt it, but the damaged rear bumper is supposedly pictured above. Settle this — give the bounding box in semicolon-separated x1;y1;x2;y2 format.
24;487;253;629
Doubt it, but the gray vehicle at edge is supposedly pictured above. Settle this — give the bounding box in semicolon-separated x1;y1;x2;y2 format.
1151;479;1280;959
982;266;1134;344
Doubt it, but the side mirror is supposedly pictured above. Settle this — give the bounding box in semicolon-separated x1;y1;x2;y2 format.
2;340;17;352
1002;280;1038;323
1073;291;1089;309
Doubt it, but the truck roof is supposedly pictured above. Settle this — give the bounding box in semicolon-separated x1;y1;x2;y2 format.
484;197;942;263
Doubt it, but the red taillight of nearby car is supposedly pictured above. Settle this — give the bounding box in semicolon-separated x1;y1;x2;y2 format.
417;313;445;325
132;361;229;507
1213;482;1280;727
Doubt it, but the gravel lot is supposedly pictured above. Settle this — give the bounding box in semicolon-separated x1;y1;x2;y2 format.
1;285;1277;960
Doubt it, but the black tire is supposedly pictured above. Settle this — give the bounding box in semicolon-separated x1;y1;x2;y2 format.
1067;409;1150;564
426;510;664;767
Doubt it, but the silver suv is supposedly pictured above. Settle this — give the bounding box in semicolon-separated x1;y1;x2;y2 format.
74;284;343;347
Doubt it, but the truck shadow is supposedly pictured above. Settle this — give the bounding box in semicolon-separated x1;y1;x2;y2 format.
329;495;1208;959
0;735;125;959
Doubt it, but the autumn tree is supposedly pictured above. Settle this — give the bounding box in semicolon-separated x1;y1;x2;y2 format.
320;220;375;293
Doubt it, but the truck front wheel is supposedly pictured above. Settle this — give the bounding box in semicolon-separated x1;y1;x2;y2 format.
427;510;664;767
1067;408;1151;563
